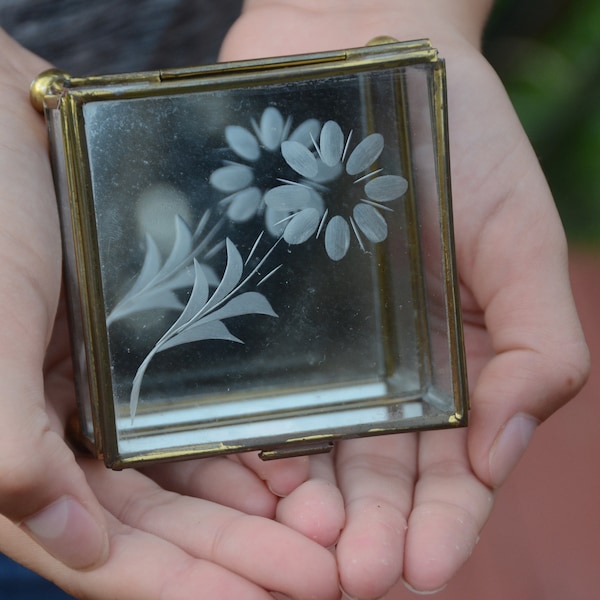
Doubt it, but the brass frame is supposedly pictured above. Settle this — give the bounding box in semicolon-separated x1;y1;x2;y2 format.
32;38;468;469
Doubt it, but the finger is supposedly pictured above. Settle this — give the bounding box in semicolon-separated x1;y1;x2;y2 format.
461;154;589;489
403;429;493;593
0;32;108;571
335;434;417;600
0;272;109;573
142;456;278;518
0;233;109;572
0;32;114;572
236;451;310;497
86;461;340;600
468;326;588;488
0;510;274;600
0;361;109;570
275;453;345;547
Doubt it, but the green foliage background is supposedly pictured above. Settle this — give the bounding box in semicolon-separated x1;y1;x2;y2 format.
484;0;600;246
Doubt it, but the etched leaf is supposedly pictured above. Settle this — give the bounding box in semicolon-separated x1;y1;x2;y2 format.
364;175;408;202
193;209;211;241
158;320;243;352
159;216;193;276
281;141;318;178
130;347;157;421
320;121;344;167
353;204;388;242
346;133;384;175
162;265;195;291
128;236;279;421
196;291;277;325
130;367;144;421
226;125;260;161
170;259;210;330
121;233;161;301
209;164;254;193
110;290;183;322
205;238;244;309
325;215;351;260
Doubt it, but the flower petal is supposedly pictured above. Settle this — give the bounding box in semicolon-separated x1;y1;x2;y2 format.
226;187;262;222
264;184;312;211
353;204;388;242
283;208;321;245
259;107;285;151
364;175;408;202
209;164;254;192
225;125;260;161
265;206;290;237
288;119;321;147
265;189;324;237
325;216;350;261
346;133;384;175
281;141;318;178
311;159;343;184
320;121;344;167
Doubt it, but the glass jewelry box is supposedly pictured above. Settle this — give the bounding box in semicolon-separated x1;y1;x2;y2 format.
31;38;468;469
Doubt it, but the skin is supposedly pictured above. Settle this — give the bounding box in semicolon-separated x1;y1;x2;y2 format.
220;0;590;597
0;0;590;598
0;27;338;600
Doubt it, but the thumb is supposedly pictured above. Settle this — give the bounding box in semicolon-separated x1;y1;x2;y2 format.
0;372;109;570
0;30;109;570
467;211;589;489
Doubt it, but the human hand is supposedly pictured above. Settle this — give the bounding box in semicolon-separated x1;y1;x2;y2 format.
0;28;341;600
220;1;590;597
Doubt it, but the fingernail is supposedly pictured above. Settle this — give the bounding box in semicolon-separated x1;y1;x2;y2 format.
489;413;539;488
22;496;108;570
402;578;447;595
266;482;288;498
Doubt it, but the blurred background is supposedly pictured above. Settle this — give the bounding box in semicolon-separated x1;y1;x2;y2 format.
485;0;600;247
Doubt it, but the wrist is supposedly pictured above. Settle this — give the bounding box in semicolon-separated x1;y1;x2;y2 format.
238;0;494;50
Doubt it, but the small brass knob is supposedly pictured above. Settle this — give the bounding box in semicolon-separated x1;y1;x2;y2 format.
30;68;71;112
367;36;400;47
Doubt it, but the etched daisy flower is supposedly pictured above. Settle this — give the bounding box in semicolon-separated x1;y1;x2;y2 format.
209;107;321;228
265;120;408;261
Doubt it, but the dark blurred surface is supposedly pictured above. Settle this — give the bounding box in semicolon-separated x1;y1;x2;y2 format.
485;0;600;246
0;0;242;73
0;553;74;599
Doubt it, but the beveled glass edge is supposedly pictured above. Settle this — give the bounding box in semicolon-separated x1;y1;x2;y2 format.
430;60;470;422
52;94;116;462
110;412;460;469
48;108;104;456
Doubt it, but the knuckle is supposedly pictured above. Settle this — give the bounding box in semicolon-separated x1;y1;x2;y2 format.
553;339;590;398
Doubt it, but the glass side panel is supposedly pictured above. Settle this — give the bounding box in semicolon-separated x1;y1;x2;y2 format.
47;108;96;447
78;61;461;462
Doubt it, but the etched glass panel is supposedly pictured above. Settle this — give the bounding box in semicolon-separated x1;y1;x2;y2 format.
51;52;465;466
